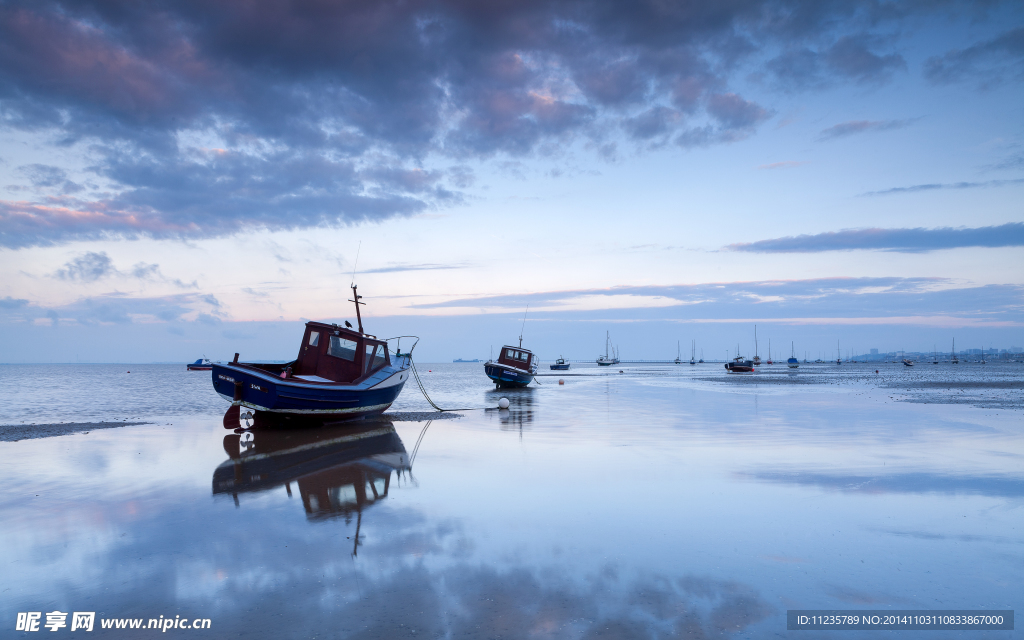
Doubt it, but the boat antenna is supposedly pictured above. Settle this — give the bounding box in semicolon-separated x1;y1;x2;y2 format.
347;241;365;334
519;305;529;348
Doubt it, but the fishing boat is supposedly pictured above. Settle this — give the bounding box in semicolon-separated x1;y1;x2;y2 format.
211;285;414;422
550;356;570;371
597;331;619;366
725;352;754;373
902;358;914;367
689;340;696;365
485;342;538;387
187;357;213;371
787;342;799;368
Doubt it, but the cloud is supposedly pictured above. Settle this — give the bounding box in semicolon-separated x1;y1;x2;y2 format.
757;160;807;170
728;223;1024;253
818;118;917;140
53;251;115;281
766;34;906;89
0;0;982;247
925;27;1024;86
860;178;1024;196
403;278;1024;327
363;262;469;274
0;292;224;325
0;296;29;309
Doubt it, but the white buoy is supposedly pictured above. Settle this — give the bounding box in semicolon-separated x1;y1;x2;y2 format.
498;397;510;409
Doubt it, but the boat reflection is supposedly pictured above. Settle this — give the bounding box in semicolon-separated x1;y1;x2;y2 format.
213;417;413;523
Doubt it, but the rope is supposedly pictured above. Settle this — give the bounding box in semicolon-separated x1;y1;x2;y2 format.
408;356;489;412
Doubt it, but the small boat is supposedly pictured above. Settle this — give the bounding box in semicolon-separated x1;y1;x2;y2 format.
211;285;413;421
725;353;754;373
597;331;619;366
752;326;761;366
485;342;538;387
698;349;704;364
787;342;799;368
453;358;481;363
550;356;570;371
836;339;841;365
674;341;682;365
690;340;696;365
951;338;959;364
902;358;914;367
187;357;213;371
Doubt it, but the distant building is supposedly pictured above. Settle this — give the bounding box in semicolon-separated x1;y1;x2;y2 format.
870;348;878;355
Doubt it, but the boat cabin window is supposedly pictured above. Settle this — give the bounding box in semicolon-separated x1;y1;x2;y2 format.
363;343;389;374
503;348;529;362
308;331;319;347
328;336;357;361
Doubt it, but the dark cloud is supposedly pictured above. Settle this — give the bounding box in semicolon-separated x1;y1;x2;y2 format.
818;118;917;140
0;0;987;247
766;34;906;89
0;292;223;325
925;27;1024;86
861;177;1024;196
728;223;1024;253
54;251;115;281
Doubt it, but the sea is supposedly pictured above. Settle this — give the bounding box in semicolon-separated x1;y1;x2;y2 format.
1;361;1021;638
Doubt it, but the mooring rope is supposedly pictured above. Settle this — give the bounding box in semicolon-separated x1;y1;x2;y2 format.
407;356;489;412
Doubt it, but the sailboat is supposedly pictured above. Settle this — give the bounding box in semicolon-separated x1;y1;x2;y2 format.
932;345;938;364
597;331;619;366
674;341;682;365
698;349;704;364
981;347;986;364
690;340;696;365
787;342;799;368
766;339;773;365
836;339;841;365
752;326;761;366
951;338;958;364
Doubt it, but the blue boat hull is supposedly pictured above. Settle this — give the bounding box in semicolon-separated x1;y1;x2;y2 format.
211;359;410;418
484;363;534;388
550;363;570;370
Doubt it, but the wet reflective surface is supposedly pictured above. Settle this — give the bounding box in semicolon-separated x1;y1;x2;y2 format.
1;363;1021;638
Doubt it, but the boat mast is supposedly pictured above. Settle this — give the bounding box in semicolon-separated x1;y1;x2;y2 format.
349;284;365;334
519;305;529;348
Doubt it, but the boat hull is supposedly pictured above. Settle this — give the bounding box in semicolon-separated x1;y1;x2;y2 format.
484;363;534;387
549;363;570;370
211;359;410;418
187;365;212;371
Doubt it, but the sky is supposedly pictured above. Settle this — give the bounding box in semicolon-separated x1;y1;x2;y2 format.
0;0;1022;363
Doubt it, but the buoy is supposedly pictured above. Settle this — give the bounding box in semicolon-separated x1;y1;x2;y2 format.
498;397;510;409
558;379;564;385
875;370;879;373
618;370;623;373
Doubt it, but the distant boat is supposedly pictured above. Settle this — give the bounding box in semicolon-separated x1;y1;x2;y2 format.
766;338;773;365
674;341;682;365
453;358;481;363
550;356;570;371
486;310;537;387
187;357;213;371
597;331;619;366
752;326;761;366
725;352;754;373
902;358;914;367
689;340;696;365
485;342;537;387
787;342;799;368
951;338;959;364
836;339;841;365
698;349;704;364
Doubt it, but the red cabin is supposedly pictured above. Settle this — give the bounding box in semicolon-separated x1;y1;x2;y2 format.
291;322;391;384
496;345;534;371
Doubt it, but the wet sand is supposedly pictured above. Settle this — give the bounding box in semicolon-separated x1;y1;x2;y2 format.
0;421;151;441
